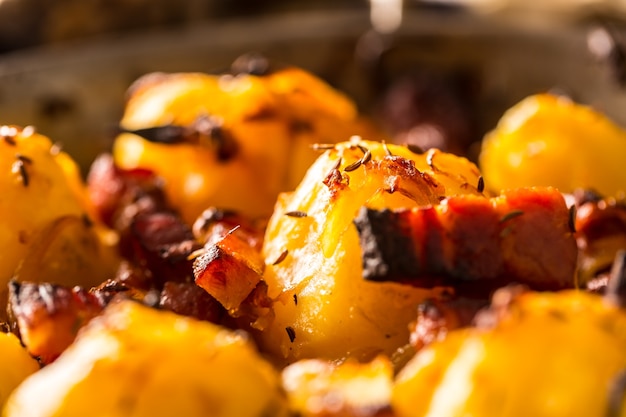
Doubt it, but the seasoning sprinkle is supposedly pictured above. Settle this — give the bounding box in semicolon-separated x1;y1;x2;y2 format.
272;249;289;265
293;294;298;305
344;159;362;172
568;205;577;233
426;149;436;169
2;136;16;146
382;141;393;156
311;143;336;151
16;154;32;164
406;143;425;155
477;176;485;193
500;210;524;223
285;211;308;218
285;326;296;343
12;160;29;187
361;149;372;164
49;142;63;155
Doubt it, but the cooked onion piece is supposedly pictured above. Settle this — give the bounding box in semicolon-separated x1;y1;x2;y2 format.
4;301;289;417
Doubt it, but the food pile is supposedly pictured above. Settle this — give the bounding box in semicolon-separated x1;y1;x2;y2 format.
1;54;626;417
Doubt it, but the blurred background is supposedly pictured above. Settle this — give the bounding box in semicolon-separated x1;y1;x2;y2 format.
0;0;625;169
1;0;626;52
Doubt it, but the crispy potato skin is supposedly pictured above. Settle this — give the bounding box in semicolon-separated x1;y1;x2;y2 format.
479;94;626;197
393;290;626;417
257;140;483;365
3;301;289;417
113;68;382;224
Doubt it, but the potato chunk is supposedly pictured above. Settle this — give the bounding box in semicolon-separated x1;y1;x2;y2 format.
0;126;118;318
282;357;394;417
113;66;381;224
479;93;626;197
3;301;289;417
0;332;39;409
392;289;626;417
257;139;483;365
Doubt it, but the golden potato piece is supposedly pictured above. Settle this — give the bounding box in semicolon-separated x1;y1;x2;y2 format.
392;290;626;417
0;332;39;409
282;356;394;417
3;300;289;417
257;139;483;365
113;66;382;224
479;93;626;197
0;126;118;318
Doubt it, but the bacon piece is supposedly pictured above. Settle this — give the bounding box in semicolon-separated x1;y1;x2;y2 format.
192;207;265;251
122;211;201;287
8;281;107;364
159;281;225;323
409;295;488;352
354;187;577;291
193;231;265;311
573;190;626;288
86;153;167;229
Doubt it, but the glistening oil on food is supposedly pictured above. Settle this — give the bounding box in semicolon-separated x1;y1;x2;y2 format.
1;54;626;417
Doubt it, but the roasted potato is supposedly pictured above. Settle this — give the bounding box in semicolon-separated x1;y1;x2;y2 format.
392;288;626;417
113;65;382;225
0;126;119;318
0;332;39;410
3;300;289;417
282;356;394;417
479;93;626;196
257;139;484;365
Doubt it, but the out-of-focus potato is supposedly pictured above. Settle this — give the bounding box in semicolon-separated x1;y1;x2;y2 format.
479;94;626;196
113;65;382;225
257;139;483;365
282;356;394;417
0;332;39;410
3;300;289;417
0;126;119;318
392;289;626;417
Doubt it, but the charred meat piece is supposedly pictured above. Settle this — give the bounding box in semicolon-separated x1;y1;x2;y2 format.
409;295;488;352
121;211;201;287
86;153;168;229
573;190;626;289
158;281;225;323
193;229;265;312
8;281;107;364
192;207;265;251
355;187;577;291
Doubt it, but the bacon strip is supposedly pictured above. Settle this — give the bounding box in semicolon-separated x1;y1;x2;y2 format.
354;187;577;291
